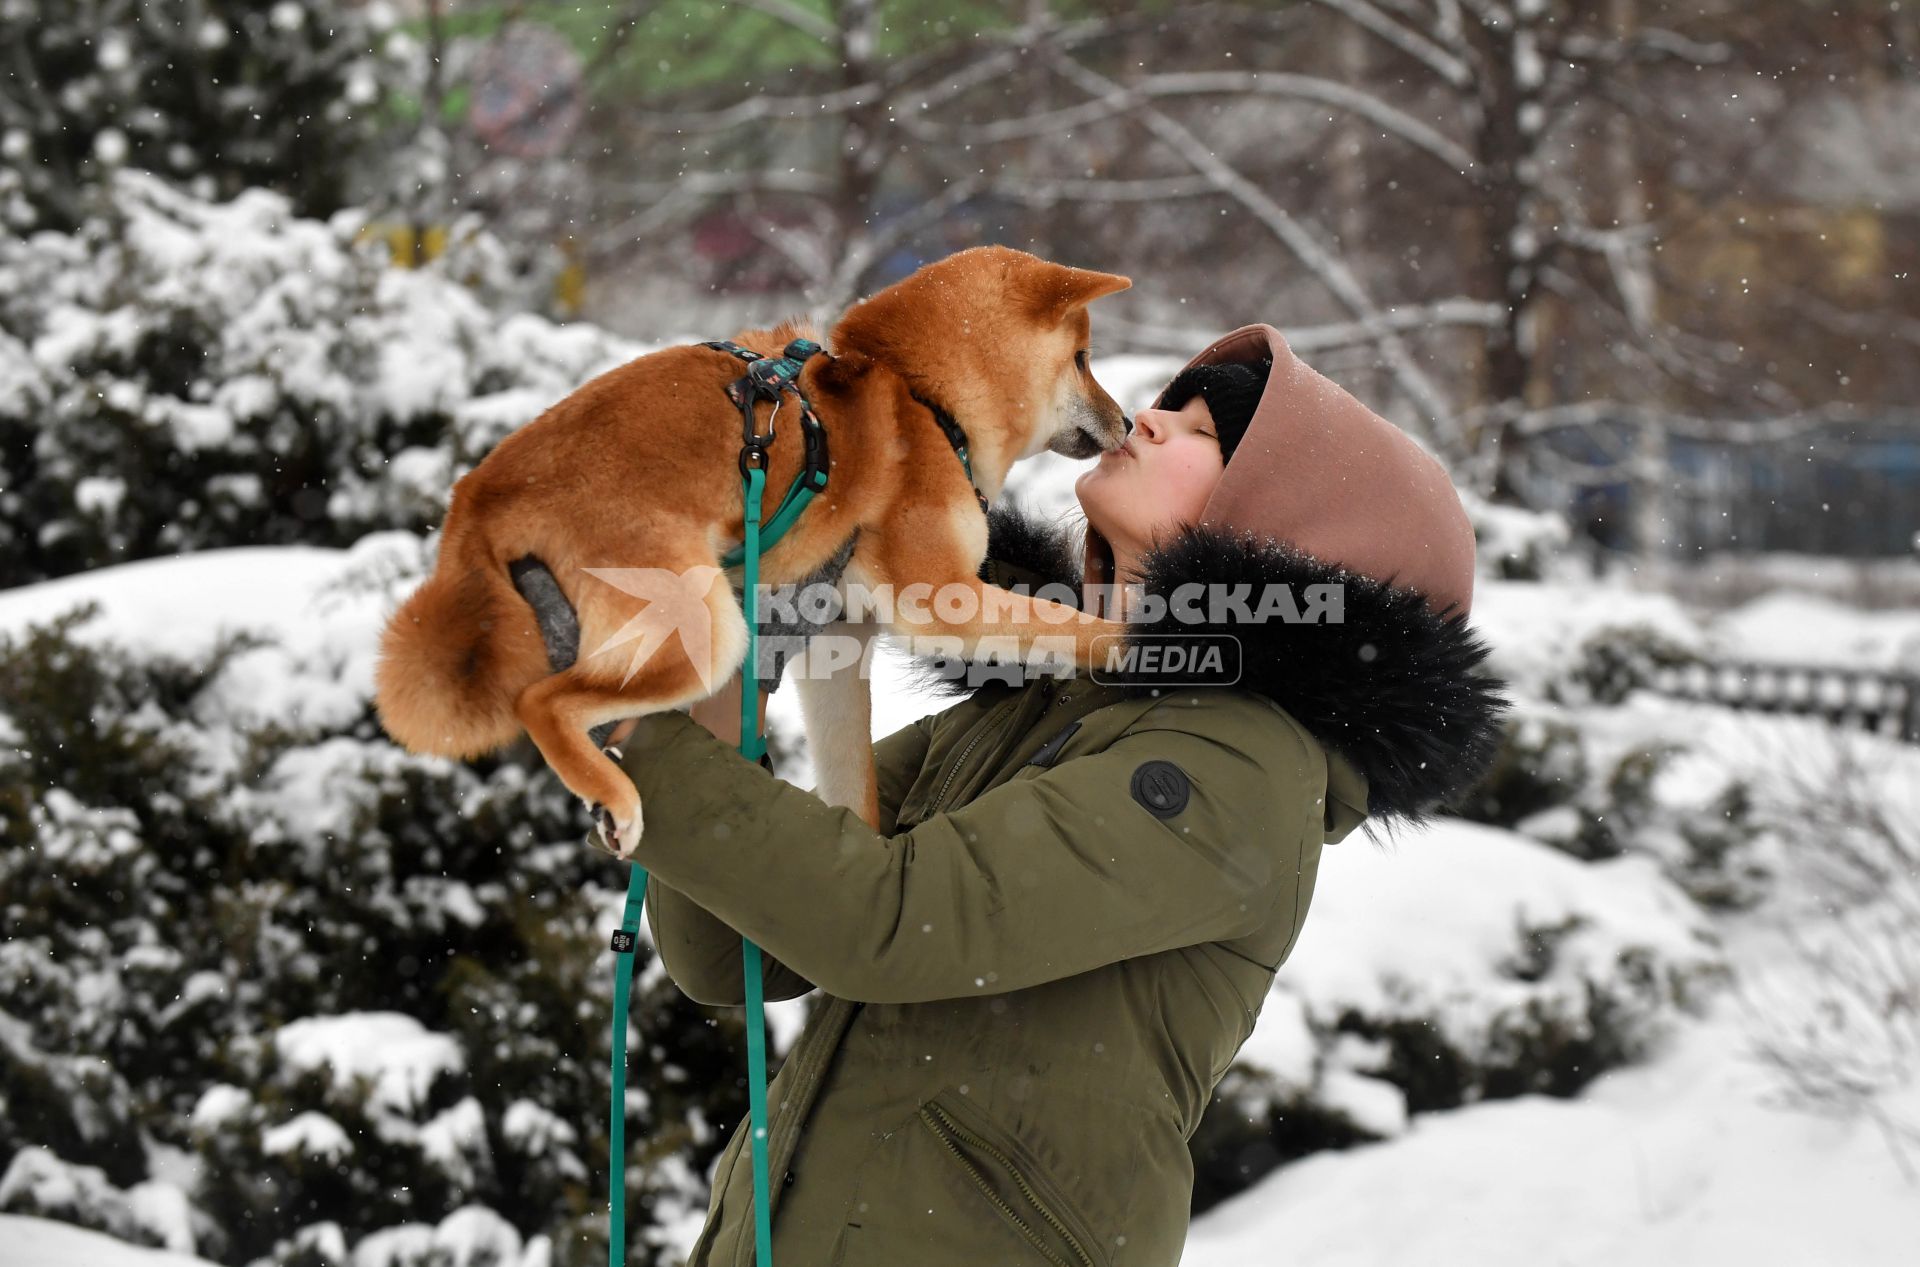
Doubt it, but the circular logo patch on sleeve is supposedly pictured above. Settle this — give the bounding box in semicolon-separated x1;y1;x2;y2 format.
1130;760;1191;819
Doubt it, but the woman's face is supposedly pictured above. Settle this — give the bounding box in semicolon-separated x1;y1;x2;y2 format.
1074;393;1226;563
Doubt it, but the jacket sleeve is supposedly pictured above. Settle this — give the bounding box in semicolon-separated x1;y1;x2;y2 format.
642;713;938;1005
617;695;1320;1006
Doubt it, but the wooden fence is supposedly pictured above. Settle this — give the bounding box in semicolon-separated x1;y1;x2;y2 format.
1647;661;1920;744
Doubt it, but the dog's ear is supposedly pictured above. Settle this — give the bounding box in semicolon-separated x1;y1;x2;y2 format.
1014;260;1131;323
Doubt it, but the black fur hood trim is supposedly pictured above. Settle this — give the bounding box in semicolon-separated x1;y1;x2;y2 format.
904;503;1510;826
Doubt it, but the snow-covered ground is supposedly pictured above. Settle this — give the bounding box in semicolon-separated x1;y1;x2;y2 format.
1189;1033;1916;1265
1184;925;1920;1267
5;1214;219;1267
1708;589;1920;672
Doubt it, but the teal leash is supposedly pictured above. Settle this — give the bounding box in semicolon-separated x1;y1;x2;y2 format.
735;459;778;1267
607;335;984;1263
610;348;801;1267
608;863;648;1266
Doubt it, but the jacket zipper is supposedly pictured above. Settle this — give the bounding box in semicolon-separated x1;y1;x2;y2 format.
919;1102;1095;1267
931;690;1024;812
931;678;1077;814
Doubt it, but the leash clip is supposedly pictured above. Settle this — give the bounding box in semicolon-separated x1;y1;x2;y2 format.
739;441;771;479
738;392;779;478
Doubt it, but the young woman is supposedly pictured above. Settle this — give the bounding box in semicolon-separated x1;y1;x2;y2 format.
608;324;1507;1267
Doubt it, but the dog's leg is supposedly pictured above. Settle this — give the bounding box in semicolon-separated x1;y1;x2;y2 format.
789;618;882;829
518;555;749;857
858;542;1128;679
893;577;1127;676
855;504;1129;677
518;674;669;854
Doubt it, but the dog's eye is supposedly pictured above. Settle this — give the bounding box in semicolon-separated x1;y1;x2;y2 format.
1075;350;1089;370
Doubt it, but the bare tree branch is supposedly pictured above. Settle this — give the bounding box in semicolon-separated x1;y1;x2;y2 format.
578;0;670;85
632;81;883;131
1284;299;1507;352
741;0;837;43
617;170;835;242
1454;0;1516;28
622;171;835;198
1553;28;1733;67
819;175;984;311
1046;55;1464;453
1099;298;1503;355
627;10;1111;132
1505;400;1911;443
989;175;1223;203
907;69;1478;175
1787;286;1920;349
1739;736;1920;1182
1310;0;1477;88
745;203;832;290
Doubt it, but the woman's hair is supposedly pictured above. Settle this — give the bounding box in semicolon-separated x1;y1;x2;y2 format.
1156;357;1272;462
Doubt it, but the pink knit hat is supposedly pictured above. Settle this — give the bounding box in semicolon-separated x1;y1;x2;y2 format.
1085;323;1477;617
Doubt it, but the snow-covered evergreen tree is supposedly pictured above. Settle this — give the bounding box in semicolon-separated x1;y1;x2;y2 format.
0;0;392;233
0;586;759;1266
0;171;628;589
0;177;758;1267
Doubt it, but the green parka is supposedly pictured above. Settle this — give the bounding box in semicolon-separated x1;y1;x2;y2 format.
611;503;1506;1267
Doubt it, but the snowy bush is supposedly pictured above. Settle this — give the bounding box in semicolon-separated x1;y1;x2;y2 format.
1557;626;1703;709
0;1146;162;1247
1465;490;1571;582
1192;821;1726;1210
0;1004;144;1190
0;588;757;1266
0;172;641;588
1448;710;1589;831
1187;993;1377;1210
1472;580;1706;705
1739;737;1920;1171
0;0;395;233
1320;824;1723;1086
1456;582;1774;905
1449;701;1775;906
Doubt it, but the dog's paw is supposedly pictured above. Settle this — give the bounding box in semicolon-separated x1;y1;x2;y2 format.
587;801;644;859
609;804;644;858
581;802;616;855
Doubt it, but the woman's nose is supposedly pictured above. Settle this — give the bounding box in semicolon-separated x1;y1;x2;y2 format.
1130;409;1162;440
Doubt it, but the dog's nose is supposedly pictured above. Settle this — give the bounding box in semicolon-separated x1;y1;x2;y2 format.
1122;415;1135;436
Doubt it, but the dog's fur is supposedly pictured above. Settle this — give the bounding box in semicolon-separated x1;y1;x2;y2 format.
374;247;1133;854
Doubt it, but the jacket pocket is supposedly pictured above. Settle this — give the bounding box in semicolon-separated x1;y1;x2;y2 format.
916;1093;1104;1267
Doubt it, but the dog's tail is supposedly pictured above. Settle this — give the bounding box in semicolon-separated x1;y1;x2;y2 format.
374;530;550;760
